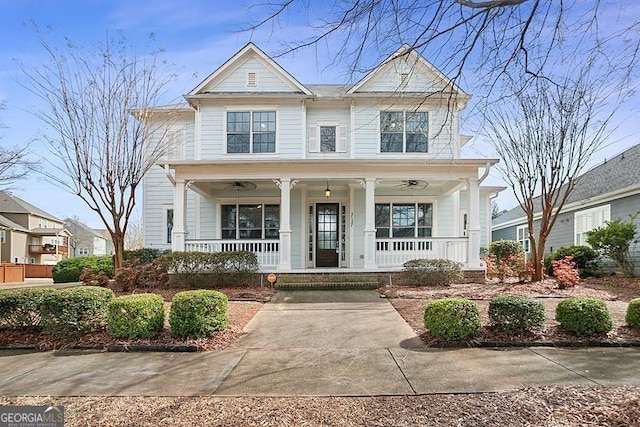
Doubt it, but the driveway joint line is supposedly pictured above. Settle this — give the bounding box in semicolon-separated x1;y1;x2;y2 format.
388;348;417;394
527;347;601;385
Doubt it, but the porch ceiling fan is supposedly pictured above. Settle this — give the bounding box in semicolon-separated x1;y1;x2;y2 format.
396;179;429;190
228;181;257;191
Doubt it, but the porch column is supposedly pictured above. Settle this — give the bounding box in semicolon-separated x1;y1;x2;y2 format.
364;177;377;269
172;179;186;252
276;178;292;271
467;177;481;268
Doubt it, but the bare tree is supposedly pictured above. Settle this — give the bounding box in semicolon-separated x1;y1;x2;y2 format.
20;34;177;269
486;71;619;281
124;213;144;250
0;102;33;189
250;1;639;93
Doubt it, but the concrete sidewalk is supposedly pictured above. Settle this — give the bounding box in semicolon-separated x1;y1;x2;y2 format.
1;290;639;396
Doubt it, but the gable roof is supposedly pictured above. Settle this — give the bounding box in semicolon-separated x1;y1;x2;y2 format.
347;44;468;97
493;143;640;227
187;42;313;97
0;213;29;233
0;191;62;223
65;218;105;239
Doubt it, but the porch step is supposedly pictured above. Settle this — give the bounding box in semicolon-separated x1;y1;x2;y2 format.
275;273;380;290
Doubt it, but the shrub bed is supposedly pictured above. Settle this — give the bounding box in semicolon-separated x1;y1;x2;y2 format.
107;294;165;339
545;245;600;277
402;259;463;286
165;251;259;288
489;295;546;333
0;288;56;328
424;298;480;340
40;286;115;338
169;290;228;338
52;256;114;283
626;298;640;330
555;297;613;336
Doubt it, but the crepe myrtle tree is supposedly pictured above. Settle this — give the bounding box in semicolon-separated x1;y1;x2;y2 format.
0;101;33;190
485;69;623;282
20;33;179;269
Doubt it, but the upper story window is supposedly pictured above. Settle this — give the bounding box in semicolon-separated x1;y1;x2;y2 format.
380;111;428;153
575;205;610;246
320;126;336;152
227;111;276;154
375;202;433;238
308;123;347;153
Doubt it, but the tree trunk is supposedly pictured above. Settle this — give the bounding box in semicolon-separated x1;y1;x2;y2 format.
112;231;125;271
530;236;547;282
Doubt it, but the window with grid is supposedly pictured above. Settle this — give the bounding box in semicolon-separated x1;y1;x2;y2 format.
320;126;336;152
517;225;530;253
166;209;174;244
380;111;428;153
375;202;433;238
221;204;280;239
227;111;276;153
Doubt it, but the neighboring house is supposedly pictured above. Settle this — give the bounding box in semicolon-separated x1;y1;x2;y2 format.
64;218;114;257
492;144;640;275
140;43;501;275
0;191;72;265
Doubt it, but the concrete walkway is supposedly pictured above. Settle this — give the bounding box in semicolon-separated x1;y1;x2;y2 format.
1;290;639;396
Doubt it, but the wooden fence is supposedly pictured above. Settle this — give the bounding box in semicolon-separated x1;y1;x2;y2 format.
24;264;54;279
0;263;26;284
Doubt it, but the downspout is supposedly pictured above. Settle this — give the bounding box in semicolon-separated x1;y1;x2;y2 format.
478;162;492;183
164;164;176;187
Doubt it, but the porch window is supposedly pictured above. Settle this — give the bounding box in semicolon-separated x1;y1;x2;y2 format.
380;111;428;153
226;111;276;153
375;203;433;238
166;209;174;244
221;204;280;239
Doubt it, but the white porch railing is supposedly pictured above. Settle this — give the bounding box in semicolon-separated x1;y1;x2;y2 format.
376;237;468;268
184;239;280;270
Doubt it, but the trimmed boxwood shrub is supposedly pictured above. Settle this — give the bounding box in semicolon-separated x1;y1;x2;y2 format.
489;295;546;333
0;288;56;328
555;297;613;336
402;259;463;286
124;248;170;264
169;290;228;338
424;298;481;340
107;294;165;339
52;256;114;283
626;298;640;330
40;286;115;338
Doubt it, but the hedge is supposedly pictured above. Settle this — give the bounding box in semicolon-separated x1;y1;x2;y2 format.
555;297;613;336
52;256;114;283
424;298;481;340
107;294;165;339
626;298;640;330
489;295;546;333
169;290;228;338
165;251;259;287
0;288;56;328
40;286;115;338
402;259;463;286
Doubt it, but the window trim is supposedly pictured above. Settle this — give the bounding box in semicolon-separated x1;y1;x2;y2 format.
220;203;281;240
374;201;434;239
379;110;429;154
224;109;278;155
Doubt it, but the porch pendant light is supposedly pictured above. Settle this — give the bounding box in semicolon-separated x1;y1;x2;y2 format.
325;181;331;198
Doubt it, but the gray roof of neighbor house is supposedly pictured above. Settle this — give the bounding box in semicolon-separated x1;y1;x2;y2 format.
0;191;62;223
64;218;105;239
0;213;30;233
493;143;640;226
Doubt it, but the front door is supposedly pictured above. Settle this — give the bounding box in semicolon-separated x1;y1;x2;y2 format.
316;203;339;267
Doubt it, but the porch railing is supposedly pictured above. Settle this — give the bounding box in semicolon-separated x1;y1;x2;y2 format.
376;237;468;268
184;239;280;269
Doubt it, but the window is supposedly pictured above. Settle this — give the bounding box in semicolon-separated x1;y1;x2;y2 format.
227;111;276;153
166;209;174;244
0;230;5;244
308;124;347;153
221;204;280;239
380;111;428;153
320;126;336;152
375;203;432;238
575;205;610;246
517;225;530;253
77;247;89;256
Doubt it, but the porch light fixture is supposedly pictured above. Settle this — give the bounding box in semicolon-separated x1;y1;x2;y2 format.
325;181;331;198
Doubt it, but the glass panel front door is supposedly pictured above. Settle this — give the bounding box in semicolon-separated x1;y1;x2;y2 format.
316;203;339;267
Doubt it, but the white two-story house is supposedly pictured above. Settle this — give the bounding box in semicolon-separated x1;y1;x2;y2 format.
142;43;500;278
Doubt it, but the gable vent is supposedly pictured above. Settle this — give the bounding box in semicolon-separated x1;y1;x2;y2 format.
399;72;410;88
247;71;258;88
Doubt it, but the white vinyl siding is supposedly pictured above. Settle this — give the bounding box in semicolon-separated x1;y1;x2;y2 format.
162;125;186;161
575;205;610;246
210;58;292;93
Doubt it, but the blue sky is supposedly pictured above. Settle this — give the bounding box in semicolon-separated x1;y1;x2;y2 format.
0;1;639;228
